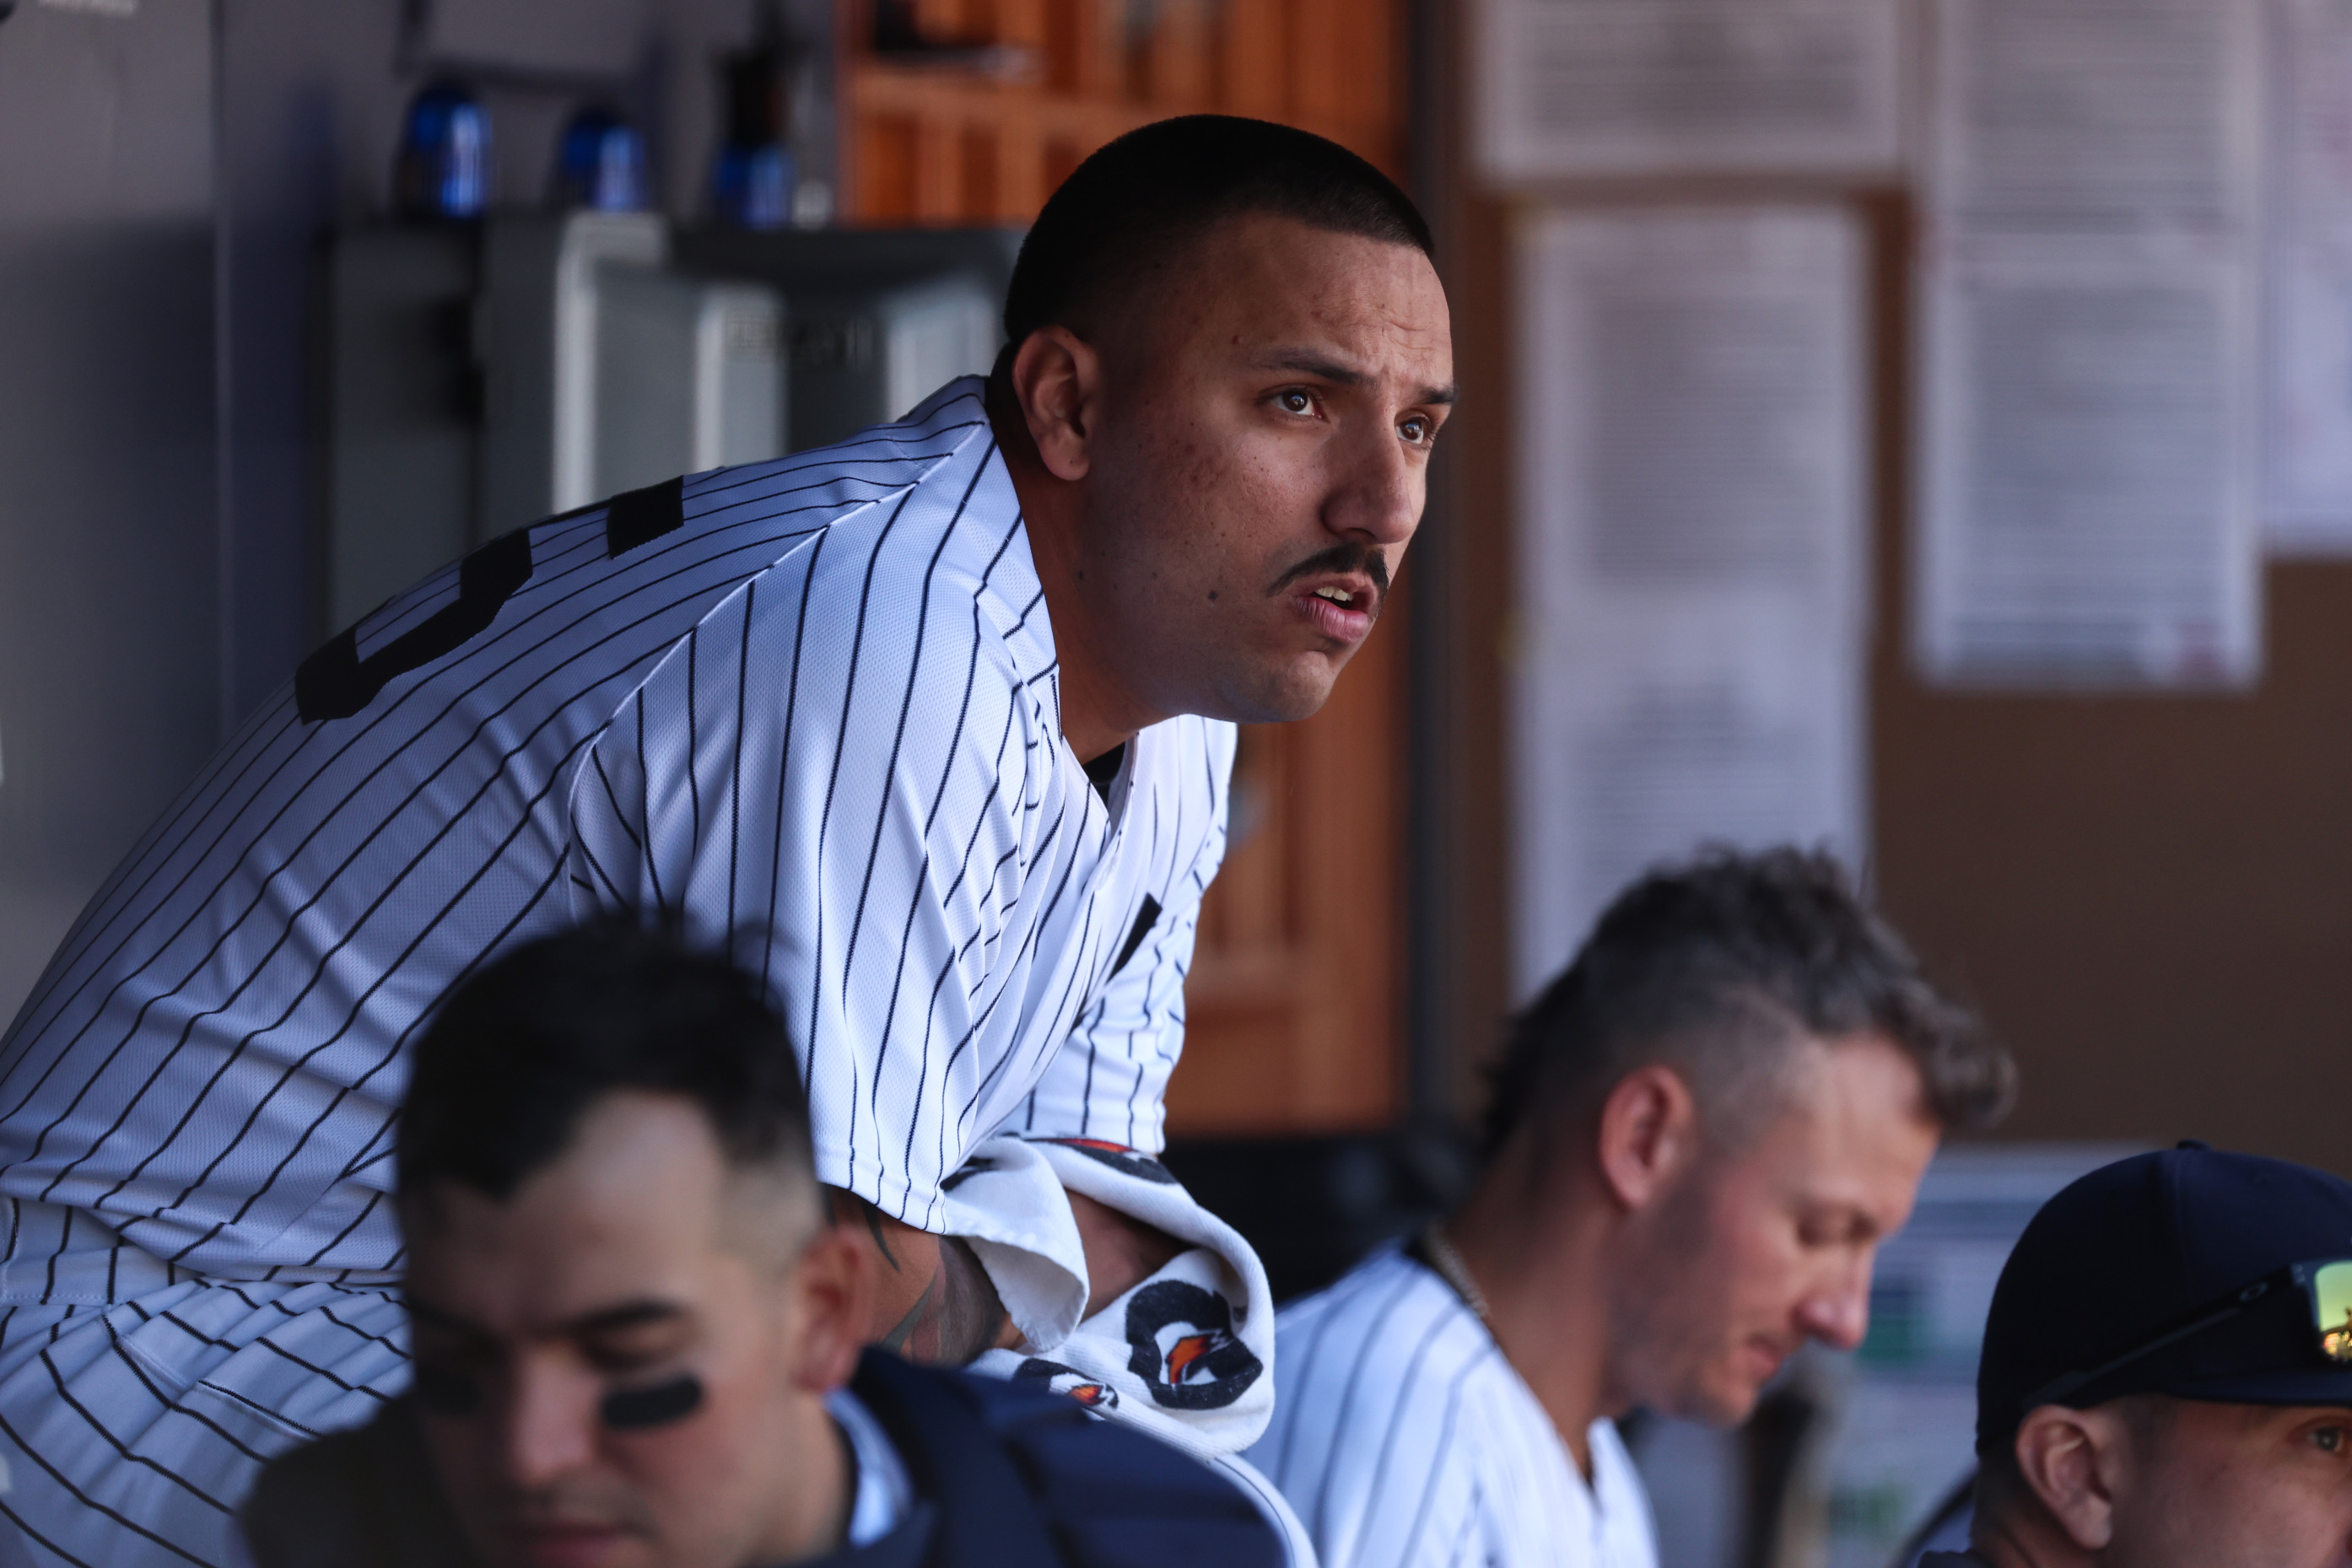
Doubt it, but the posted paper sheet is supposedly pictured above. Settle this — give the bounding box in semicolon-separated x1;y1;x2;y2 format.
1474;0;1902;181
2265;0;2352;551
1510;207;1868;996
1916;0;2263;687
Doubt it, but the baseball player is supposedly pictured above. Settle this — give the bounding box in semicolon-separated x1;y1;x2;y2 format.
1918;1145;2352;1568
0;112;1452;1565
1246;850;2015;1568
242;919;1287;1568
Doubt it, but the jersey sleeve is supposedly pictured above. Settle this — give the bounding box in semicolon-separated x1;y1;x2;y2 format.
565;530;1053;1226
1010;719;1233;1155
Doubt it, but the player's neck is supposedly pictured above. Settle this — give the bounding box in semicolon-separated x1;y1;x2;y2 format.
988;379;1166;763
749;1391;855;1564
1443;1167;1616;1479
1970;1490;2090;1568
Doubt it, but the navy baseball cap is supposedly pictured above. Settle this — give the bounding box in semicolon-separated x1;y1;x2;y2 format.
1976;1142;2352;1454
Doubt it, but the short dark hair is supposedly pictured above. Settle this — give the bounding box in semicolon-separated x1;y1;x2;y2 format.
1000;114;1434;353
397;919;815;1204
1483;847;2013;1161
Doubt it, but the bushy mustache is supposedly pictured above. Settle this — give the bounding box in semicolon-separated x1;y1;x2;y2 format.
1267;543;1390;599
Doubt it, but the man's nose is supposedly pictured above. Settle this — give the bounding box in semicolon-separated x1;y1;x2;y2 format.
1797;1259;1873;1353
502;1370;599;1489
1329;418;1420;548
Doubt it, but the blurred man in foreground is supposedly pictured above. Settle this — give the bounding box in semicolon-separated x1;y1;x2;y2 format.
1918;1143;2352;1568
1249;848;2016;1568
240;922;1284;1568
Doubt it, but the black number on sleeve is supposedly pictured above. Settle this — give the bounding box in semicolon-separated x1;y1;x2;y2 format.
295;530;533;723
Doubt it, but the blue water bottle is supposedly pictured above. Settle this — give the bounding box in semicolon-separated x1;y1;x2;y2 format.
711;25;796;229
553;106;650;212
394;79;493;219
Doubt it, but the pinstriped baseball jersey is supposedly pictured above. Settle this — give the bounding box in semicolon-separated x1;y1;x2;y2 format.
1249;1246;1659;1568
0;377;1232;1280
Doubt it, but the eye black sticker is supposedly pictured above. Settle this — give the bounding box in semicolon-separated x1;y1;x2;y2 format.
601;1375;705;1430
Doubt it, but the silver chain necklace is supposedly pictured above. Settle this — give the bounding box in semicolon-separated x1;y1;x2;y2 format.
1420;1220;1492;1324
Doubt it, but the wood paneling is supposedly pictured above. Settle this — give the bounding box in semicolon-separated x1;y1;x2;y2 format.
838;0;1411;1133
841;0;1406;230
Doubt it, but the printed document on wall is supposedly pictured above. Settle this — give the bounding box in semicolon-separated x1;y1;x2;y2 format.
2265;0;2352;551
1510;207;1868;999
1916;0;2263;687
1473;0;1902;181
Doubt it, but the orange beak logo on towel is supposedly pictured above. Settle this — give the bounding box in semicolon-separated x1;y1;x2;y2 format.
1165;1333;1214;1383
1124;1280;1264;1411
1013;1356;1121;1413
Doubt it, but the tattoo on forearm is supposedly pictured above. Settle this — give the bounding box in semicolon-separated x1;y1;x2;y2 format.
860;1202;900;1272
877;1270;938;1355
826;1188;902;1272
828;1188;1007;1364
882;1236;1010;1366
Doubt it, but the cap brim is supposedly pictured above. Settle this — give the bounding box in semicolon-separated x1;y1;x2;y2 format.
2161;1366;2352;1409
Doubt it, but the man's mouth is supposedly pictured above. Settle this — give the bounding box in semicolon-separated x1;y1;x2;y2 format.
1743;1336;1795;1386
1290;579;1378;644
514;1519;631;1568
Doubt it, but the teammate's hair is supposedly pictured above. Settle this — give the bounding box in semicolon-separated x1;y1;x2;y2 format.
397;919;814;1204
1482;847;2012;1163
999;114;1432;356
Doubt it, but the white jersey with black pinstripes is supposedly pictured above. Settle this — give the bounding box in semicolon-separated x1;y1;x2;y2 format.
0;376;1231;1282
1247;1245;1659;1568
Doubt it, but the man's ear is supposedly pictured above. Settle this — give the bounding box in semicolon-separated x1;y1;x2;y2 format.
783;1226;874;1394
1594;1064;1702;1212
2013;1404;2124;1552
1010;326;1101;482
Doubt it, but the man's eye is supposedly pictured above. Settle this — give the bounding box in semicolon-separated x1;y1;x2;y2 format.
1797;1213;1870;1249
1400;416;1430;443
585;1342;672;1375
1277;390;1314;414
2314;1425;2346;1454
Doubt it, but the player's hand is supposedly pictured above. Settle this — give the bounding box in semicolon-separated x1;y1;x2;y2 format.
1068;1190;1184;1319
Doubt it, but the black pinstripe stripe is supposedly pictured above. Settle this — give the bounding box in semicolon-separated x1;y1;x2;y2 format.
0;1401;213;1566
1443;1482;1482;1568
1308;1264;1428;1541
915;698;1025;1202
846;450;997;1178
805;482;927;1183
73;691;620;1223
1;1493;107;1568
726;579;754;935
146;1309;386;1401
1357;1307;1475;1558
156;752;591;1227
1263;1260;1381;1486
254;856;573;1253
33;1348;235;1515
765;527;833;1067
91;1317;277;1466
